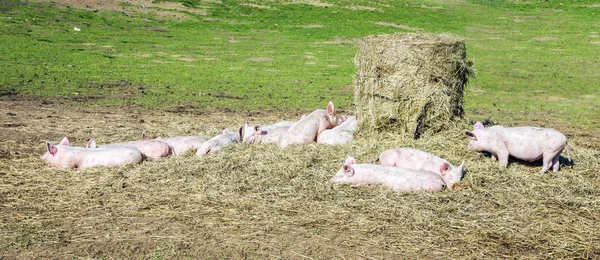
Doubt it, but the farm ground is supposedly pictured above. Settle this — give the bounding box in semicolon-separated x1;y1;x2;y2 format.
1;97;600;258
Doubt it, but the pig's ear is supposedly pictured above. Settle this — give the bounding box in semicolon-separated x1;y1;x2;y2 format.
46;141;58;155
464;131;477;141
58;137;70;146
343;165;355;177
327;101;335;116
458;161;465;172
474;122;484;130
142;131;149;140
221;128;228;134
254;124;261;132
86;138;97;148
440;162;451;174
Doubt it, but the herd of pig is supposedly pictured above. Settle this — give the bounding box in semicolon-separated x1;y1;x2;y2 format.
40;101;571;192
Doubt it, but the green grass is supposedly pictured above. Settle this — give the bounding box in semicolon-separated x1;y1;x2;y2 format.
0;0;598;127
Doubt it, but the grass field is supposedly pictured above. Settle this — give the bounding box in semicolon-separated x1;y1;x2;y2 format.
1;0;599;258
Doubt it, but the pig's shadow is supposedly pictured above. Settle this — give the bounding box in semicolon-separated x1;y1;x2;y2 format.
481;152;574;169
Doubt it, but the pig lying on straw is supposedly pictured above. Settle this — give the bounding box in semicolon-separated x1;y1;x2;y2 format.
329;157;449;192
41;137;144;169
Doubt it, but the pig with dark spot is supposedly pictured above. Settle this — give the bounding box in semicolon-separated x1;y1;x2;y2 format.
464;121;570;173
242;120;296;144
247;124;291;145
378;148;464;189
41;137;144;169
278;101;337;149
87;137;173;160
196;128;240;157
328;157;448;192
142;132;205;155
317;115;357;145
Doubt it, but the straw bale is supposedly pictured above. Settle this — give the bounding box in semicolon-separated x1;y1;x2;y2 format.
354;33;474;138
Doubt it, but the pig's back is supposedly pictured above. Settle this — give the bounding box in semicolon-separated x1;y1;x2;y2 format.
78;146;143;168
353;164;446;192
279;117;319;147
501;127;567;160
262;126;289;144
107;140;170;159
160;136;206;154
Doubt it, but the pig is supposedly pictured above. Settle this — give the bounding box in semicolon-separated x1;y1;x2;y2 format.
87;137;173;160
142;132;205;155
196;128;240;157
378;148;464;189
317;115;357;145
278;101;337;148
40;137;144;169
242;120;296;144
247;124;291;144
328;157;447;192
464;121;570;173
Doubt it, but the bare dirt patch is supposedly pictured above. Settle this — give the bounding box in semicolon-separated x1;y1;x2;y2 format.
344;5;381;12
284;0;333;7
419;4;444;10
314;36;355;45
239;3;273;9
29;0;207;20
301;24;324;28
534;36;560;41
373;21;421;31
247;57;274;62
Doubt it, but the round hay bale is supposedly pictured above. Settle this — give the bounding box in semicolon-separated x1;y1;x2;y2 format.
354;33;474;139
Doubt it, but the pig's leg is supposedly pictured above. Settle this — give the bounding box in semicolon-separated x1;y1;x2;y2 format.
541;155;552;174
551;154;560;173
497;150;509;168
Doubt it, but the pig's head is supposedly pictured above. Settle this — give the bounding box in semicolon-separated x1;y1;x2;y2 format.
464;122;487;152
241;121;255;143
40;137;70;164
244;124;267;144
439;161;465;188
222;127;241;142
342;116;358;132
328;156;357;183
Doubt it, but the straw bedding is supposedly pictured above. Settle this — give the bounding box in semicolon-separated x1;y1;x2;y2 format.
0;100;599;258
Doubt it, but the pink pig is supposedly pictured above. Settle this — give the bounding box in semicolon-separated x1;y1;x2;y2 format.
40;137;144;169
464;122;570;173
278;101;337;148
247;124;291;145
378;148;464;189
317;115;357;145
87;137;173;160
196;128;240;157
242;120;295;144
328;157;448;192
142;132;205;155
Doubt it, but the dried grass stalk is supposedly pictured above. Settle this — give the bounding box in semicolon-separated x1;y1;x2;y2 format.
354;33;474;138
